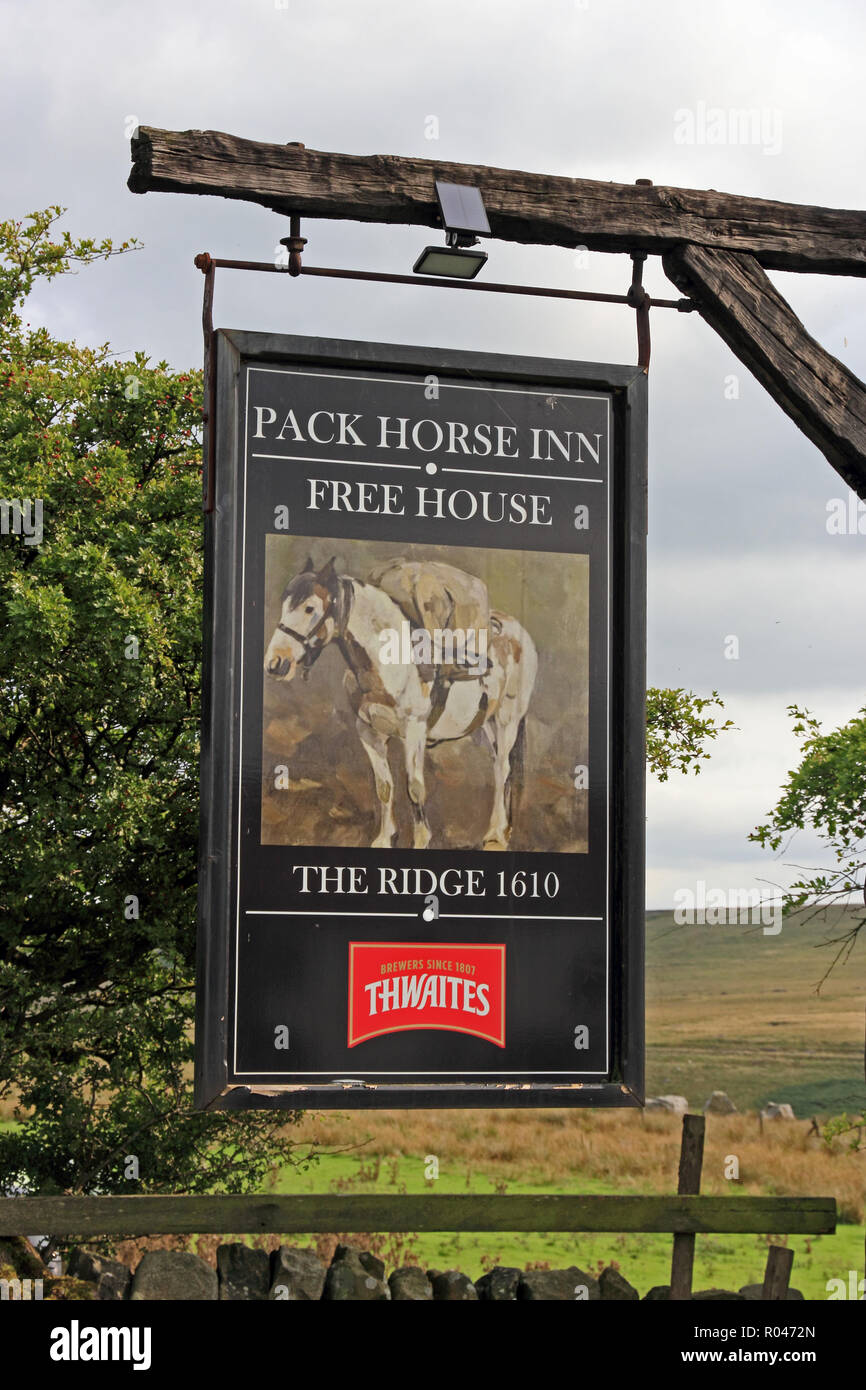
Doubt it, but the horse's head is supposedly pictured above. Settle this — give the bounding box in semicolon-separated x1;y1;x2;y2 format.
265;555;344;683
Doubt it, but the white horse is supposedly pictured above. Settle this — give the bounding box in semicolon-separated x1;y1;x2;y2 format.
264;557;537;850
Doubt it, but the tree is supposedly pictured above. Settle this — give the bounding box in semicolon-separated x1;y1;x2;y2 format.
646;687;733;782
0;207;730;1202
0;208;308;1198
750;704;866;969
750;703;866;1148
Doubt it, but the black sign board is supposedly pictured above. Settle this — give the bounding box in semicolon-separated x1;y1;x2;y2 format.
196;331;646;1109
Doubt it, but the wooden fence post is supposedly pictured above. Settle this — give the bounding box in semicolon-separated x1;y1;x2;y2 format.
762;1244;794;1300
670;1113;706;1300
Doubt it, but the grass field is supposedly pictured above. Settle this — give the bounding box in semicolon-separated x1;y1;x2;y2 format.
112;1107;865;1298
6;907;865;1297
235;1126;863;1300
643;908;865;1117
248;904;865;1297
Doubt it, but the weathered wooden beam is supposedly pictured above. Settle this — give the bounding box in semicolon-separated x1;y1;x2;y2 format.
0;1194;836;1237
663;244;866;500
762;1245;795;1300
128;127;866;276
670;1113;705;1301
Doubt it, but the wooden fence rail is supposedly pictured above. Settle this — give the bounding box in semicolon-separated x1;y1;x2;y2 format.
0;1194;837;1239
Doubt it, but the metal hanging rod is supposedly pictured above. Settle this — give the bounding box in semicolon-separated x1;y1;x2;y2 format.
194;231;691;512
193;251;694;313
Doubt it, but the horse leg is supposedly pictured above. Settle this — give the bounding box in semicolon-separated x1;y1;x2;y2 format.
357;719;397;848
404;717;431;850
483;709;521;850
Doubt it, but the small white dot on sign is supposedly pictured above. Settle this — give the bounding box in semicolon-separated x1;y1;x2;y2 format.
425;461;438;475
422;908;434;922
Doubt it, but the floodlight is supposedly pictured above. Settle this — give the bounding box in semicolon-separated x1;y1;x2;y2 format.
412;245;489;278
413;180;491;278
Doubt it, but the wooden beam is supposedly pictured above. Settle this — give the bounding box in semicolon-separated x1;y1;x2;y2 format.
663;244;866;500
0;1194;836;1238
670;1113;705;1301
762;1245;795;1300
128;127;866;276
128;129;866;493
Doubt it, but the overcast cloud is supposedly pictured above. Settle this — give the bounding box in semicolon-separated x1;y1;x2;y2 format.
2;0;864;903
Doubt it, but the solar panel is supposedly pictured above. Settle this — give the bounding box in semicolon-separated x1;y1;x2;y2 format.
434;180;491;237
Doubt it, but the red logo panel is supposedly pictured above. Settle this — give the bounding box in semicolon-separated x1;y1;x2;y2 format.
348;942;506;1048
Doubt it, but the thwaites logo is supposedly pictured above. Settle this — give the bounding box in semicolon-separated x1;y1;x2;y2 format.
348;942;506;1048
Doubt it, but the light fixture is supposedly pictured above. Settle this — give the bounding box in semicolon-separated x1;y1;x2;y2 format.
413;180;491;279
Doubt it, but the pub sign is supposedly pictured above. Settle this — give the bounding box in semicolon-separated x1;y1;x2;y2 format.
195;330;646;1108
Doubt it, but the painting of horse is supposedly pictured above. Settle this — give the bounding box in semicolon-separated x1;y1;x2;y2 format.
264;555;538;850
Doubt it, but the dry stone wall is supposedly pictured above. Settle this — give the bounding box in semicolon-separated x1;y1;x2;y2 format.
0;1237;802;1301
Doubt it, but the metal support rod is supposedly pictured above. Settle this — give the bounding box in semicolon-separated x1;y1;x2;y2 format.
193;246;693;508
193;252;216;513
628;252;652;371
281;213;307;278
197;252;693;311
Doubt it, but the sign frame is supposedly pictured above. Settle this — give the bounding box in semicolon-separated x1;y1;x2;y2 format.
195;329;646;1110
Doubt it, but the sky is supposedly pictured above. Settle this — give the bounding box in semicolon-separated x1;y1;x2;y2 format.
2;0;864;906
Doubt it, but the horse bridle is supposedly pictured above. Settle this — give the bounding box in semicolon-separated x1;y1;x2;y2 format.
276;579;351;680
276;611;330;680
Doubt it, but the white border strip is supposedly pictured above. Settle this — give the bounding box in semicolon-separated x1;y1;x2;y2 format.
232;365;612;1079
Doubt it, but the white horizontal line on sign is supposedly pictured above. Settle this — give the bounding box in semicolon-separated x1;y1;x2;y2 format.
237;1070;608;1076
438;914;604;922
249;366;610;406
251;452;421;470
441;466;603;484
246;910;417;917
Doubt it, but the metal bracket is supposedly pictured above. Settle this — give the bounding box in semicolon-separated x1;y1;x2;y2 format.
280;214;307;278
627;252;651;371
194;242;695;508
193;252;216;513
